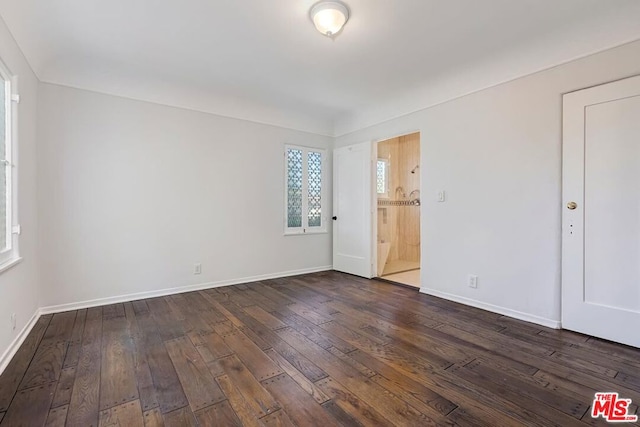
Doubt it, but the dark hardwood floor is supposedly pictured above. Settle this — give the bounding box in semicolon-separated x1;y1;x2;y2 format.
0;271;639;426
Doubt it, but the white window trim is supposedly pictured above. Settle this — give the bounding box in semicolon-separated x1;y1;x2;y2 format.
284;144;328;235
0;58;20;272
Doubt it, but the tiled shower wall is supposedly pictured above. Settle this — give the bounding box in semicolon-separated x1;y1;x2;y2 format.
377;132;421;265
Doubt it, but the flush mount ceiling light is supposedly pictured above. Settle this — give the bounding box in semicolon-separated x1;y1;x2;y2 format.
310;1;350;38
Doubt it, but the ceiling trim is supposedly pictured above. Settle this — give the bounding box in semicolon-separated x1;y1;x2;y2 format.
38;79;336;137
333;36;640;138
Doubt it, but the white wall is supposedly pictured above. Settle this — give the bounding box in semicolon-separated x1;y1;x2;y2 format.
37;84;332;309
335;40;640;326
0;17;40;364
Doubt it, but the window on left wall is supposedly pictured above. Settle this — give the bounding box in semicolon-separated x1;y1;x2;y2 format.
285;145;327;234
0;58;19;270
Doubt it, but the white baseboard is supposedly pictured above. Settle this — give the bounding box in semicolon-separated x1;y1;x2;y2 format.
39;265;333;315
0;309;41;376
419;287;562;329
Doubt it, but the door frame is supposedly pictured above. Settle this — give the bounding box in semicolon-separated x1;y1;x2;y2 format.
371;130;422;280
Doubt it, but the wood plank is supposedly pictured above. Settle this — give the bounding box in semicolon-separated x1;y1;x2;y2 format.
462;359;590;419
17;312;76;390
51;366;76;408
275;327;438;426
136;313;189;414
282;303;332;325
67;307;103;427
244;305;288;330
271;310;356;353
260;409;296;427
1;382;56;426
17;341;67;390
168;293;213;335
320;401;365;427
200;291;246;329
194;400;243;427
226;288;258;308
164;336;226;412
261;374;339;427
132;300;150;315
327;346;376;377
617;371;640;390
218;329;283;381
100;315;139;410
162;406;197;427
447;364;584;427
250;283;296;307
263;348;330;404
217;354;280;417
124;302;159;412
99;399;144;427
347;349;456;416
215;305;328;382
369;374;456;422
446;407;494;427
321;320;454;374
45;404;69;427
199;331;233;359
40;311;78;344
214;374;266;427
63;309;87;368
102;303;126;320
146;298;185;341
330;301;475;365
315;377;390;427
245;288;280;312
142;408;164;427
0;314;52;411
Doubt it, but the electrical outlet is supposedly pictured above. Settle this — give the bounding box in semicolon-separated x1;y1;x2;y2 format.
468;275;478;289
10;313;16;331
194;263;202;275
437;190;446;202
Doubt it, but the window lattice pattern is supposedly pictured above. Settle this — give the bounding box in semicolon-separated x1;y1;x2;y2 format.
377;160;386;194
308;151;322;227
287;148;303;228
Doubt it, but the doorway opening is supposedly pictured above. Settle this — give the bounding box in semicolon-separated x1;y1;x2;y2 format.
375;132;421;288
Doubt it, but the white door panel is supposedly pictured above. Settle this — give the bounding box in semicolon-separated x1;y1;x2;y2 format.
562;75;640;348
333;142;373;278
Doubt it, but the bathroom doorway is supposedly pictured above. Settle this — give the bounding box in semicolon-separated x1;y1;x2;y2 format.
375;132;421;288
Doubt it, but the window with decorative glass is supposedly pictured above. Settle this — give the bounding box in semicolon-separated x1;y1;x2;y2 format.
0;58;17;269
376;159;389;198
285;145;326;234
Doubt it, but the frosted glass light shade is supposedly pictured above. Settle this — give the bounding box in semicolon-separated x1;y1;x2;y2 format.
310;1;349;37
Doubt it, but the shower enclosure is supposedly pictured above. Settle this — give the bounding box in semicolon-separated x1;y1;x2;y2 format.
376;132;421;287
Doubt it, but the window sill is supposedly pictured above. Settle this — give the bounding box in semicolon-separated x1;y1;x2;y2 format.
0;257;22;275
284;230;328;236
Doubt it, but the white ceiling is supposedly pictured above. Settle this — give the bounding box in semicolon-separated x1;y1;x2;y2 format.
1;0;640;135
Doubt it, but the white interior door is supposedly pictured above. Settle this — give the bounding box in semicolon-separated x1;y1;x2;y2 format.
562;75;640;348
333;141;374;278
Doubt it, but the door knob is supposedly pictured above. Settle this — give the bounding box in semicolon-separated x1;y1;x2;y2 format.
332;216;337;220
567;201;577;210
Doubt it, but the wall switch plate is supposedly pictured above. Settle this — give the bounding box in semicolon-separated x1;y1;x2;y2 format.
468;275;478;289
10;313;16;330
194;263;202;275
437;190;446;202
